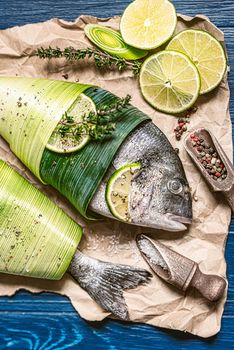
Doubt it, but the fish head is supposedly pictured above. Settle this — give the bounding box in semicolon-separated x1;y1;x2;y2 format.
129;150;192;231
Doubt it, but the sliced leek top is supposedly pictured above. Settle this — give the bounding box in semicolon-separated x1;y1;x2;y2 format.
40;87;150;218
84;24;148;60
0;77;91;181
0;160;82;279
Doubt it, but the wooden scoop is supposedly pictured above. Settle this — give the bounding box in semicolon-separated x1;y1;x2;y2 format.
136;234;226;302
184;128;234;211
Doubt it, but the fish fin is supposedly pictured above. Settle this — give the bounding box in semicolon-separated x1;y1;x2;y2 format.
68;250;152;320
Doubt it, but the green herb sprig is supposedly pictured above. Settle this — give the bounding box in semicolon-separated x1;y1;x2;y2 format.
36;47;142;76
58;94;131;143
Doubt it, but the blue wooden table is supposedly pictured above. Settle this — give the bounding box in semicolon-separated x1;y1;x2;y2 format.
0;1;234;349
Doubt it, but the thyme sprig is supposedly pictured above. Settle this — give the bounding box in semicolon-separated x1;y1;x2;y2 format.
58;94;131;143
36;47;142;76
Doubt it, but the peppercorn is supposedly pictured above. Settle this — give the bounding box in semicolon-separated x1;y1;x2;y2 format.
192;133;228;181
211;158;216;165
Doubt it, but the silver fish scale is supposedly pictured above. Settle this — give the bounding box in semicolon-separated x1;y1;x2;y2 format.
90;121;178;218
90;121;192;231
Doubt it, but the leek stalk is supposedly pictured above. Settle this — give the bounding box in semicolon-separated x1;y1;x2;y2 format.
0;161;82;279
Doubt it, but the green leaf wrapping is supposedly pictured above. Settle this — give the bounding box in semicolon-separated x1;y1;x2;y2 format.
0;77;150;219
40;87;150;218
0;77;91;181
0;161;82;279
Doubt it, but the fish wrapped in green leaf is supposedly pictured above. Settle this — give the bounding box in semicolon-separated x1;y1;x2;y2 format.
0;76;192;231
0;160;151;319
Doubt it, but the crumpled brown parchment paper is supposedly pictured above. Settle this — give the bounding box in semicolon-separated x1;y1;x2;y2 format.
0;14;232;338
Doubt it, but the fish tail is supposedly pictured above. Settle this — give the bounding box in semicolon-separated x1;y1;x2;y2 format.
68;250;152;320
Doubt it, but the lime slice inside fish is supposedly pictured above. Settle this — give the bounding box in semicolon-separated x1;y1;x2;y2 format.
139;50;200;114
166;29;227;94
46;94;96;153
106;163;141;222
120;0;177;50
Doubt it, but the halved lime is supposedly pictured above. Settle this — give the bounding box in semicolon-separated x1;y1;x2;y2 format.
120;0;177;50
84;24;148;60
166;29;227;94
106;163;141;222
46;94;96;153
139;50;200;114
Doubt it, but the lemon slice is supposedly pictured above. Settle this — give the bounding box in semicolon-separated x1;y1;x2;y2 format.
120;0;177;50
166;29;227;94
46;94;96;153
106;163;141;222
139;50;200;114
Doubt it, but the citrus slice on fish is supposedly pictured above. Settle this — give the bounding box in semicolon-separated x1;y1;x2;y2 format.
139;50;200;114
120;0;177;50
166;29;227;94
106;163;141;222
46;94;96;153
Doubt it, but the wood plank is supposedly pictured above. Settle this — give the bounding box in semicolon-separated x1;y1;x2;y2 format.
0;312;234;349
0;1;233;29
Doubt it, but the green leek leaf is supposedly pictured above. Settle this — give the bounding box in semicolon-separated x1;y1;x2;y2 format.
0;77;91;181
40;87;150;218
85;24;148;60
0;77;150;220
0;160;82;279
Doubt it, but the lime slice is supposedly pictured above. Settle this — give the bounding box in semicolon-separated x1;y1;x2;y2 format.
46;94;96;153
166;29;227;94
139;50;200;114
84;24;148;60
120;0;177;50
106;163;141;222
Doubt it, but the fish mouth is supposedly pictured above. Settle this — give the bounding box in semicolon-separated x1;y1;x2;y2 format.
168;214;192;225
165;213;192;231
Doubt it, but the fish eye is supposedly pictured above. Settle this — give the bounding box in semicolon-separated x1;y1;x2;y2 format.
167;179;183;195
